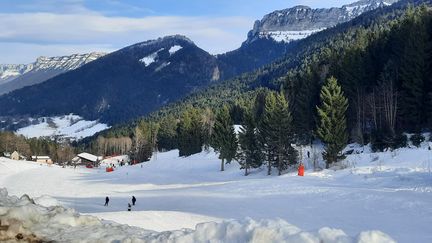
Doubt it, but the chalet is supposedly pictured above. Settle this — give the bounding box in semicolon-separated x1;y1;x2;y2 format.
4;151;26;160
31;156;53;164
73;152;102;167
10;151;22;160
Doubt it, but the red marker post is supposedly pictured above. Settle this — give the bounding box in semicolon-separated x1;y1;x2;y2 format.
298;163;304;176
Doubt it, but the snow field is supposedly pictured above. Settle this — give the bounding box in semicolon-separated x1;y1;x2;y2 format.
259;29;326;42
169;45;183;55
15;114;109;140
0;143;431;242
0;188;395;242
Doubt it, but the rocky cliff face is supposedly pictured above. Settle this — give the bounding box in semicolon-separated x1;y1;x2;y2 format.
0;64;32;85
31;53;105;71
246;0;399;43
0;52;106;95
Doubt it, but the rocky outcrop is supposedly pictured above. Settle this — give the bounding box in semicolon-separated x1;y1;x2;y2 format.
246;0;399;43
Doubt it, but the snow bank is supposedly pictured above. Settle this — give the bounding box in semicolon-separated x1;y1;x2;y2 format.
33;195;61;207
0;188;395;243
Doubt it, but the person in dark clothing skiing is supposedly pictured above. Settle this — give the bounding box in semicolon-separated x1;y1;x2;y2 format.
128;203;131;211
104;196;109;206
132;196;136;206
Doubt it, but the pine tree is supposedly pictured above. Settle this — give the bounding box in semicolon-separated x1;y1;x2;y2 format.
177;108;204;157
157;115;178;152
237;110;264;176
289;67;320;145
211;105;238;171
317;77;349;168
260;92;297;175
398;7;429;131
422;7;432;128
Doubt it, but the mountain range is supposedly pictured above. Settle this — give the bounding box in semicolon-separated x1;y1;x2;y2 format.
0;0;402;130
0;52;105;95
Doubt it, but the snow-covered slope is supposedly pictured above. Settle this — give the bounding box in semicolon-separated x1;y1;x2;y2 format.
30;53;105;71
0;188;395;242
246;0;400;43
0;52;106;95
1;143;431;242
15;114;109;141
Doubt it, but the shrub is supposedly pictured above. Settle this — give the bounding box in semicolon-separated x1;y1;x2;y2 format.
410;133;425;147
392;133;408;149
371;130;386;152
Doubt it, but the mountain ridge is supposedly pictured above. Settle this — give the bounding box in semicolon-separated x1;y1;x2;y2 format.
246;0;399;44
0;52;106;95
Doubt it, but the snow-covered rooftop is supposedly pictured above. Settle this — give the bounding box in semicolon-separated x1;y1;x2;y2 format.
77;152;98;162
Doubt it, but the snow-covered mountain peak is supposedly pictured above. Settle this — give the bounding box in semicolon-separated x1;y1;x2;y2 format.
246;0;400;44
133;35;194;49
131;35;194;71
0;64;33;84
0;52;106;86
32;52;106;71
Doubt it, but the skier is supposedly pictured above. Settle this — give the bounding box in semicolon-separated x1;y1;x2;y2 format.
128;203;131;211
132;196;136;206
104;196;109;206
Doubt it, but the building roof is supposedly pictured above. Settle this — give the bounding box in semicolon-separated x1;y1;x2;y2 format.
32;156;51;159
77;152;98;162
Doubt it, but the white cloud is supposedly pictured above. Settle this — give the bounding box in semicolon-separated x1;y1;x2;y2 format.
0;12;253;63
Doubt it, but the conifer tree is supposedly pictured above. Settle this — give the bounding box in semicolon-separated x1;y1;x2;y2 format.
211;105;238;171
289;67;320;145
317;77;349;168
238;110;263;176
260;92;297;175
177;108;204;156
398;7;429;131
157;115;178;152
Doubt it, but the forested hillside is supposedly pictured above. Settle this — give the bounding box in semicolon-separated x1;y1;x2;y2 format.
82;0;432;166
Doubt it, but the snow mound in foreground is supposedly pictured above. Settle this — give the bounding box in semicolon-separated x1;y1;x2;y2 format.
0;188;395;243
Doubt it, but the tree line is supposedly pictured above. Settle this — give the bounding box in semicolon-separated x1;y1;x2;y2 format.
0;132;75;163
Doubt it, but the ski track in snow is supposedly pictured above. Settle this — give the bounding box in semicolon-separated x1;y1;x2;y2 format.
1;145;432;242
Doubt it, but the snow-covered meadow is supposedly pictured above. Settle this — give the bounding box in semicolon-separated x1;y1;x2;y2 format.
15;114;109;141
0;144;431;242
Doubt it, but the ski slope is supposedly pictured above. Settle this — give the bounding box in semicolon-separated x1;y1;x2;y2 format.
1;145;431;242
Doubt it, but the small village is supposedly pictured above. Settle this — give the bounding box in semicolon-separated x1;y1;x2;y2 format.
2;150;130;171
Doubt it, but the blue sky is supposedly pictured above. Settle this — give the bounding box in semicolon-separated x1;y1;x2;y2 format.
0;0;354;63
